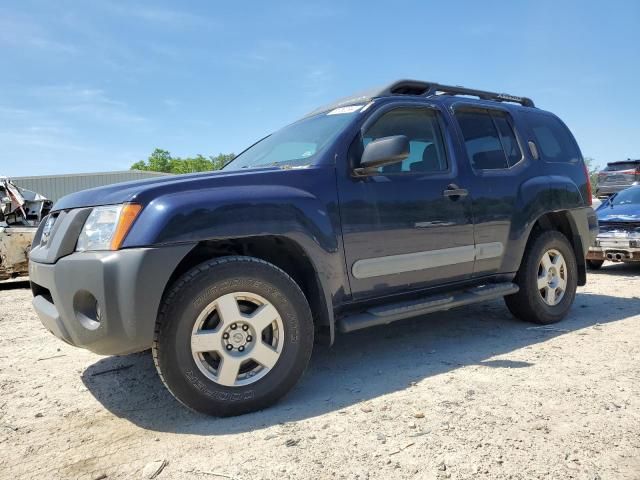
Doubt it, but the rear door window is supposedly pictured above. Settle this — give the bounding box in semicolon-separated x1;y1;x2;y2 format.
455;109;522;170
493;114;522;166
524;111;581;163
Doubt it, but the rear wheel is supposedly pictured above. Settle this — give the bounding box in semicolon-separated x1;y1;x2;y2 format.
153;256;314;416
586;259;604;270
505;230;578;324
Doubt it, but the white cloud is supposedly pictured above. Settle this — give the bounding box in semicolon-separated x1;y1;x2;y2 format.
100;2;214;28
163;98;181;108
231;40;296;68
30;85;147;125
304;65;334;98
0;12;78;54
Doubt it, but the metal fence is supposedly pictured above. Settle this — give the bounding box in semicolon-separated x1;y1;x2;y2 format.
10;170;172;203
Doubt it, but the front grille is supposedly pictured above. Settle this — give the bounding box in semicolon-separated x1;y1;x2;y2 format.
599;222;640;233
39;213;59;246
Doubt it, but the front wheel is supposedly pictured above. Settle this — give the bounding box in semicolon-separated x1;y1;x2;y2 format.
153;256;314;416
505;230;578;324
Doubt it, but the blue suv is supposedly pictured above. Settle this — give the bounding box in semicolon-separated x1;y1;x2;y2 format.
29;80;598;416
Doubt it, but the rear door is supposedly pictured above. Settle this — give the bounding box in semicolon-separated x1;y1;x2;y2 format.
337;103;475;300
452;105;529;277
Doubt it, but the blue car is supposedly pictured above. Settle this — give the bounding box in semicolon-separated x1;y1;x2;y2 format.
587;185;640;268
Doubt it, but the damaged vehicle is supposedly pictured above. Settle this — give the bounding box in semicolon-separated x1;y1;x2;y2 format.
0;177;52;281
587;185;640;269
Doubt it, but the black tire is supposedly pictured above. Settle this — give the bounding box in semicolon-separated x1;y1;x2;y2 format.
153;256;314;416
505;230;578;325
586;259;604;270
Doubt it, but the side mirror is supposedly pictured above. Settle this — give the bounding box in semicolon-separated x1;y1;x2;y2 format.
354;135;410;175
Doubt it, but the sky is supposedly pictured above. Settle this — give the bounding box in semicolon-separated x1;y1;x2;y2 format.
1;0;638;177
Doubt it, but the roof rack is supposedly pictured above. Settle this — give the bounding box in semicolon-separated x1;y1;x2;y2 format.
376;79;535;108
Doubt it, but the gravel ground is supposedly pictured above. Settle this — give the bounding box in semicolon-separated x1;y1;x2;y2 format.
1;264;639;480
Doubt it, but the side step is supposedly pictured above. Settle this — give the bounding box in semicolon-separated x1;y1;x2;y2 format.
337;282;519;333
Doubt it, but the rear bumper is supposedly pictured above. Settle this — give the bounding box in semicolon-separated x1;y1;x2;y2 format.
584;208;599;252
29;244;194;355
597;184;632;196
568;206;599;254
587;244;640;262
565;207;598;286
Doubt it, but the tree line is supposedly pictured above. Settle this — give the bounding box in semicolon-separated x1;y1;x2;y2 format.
131;149;235;174
133;149;602;190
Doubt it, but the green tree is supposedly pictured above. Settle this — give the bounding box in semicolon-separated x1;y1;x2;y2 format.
210;153;235;170
584;157;600;191
131;149;235;174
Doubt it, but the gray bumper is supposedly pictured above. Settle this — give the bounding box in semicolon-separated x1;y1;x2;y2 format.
564;207;598;286
29;244;194;355
568;206;599;254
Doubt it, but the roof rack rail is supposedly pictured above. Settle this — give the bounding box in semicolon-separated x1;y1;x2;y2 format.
378;80;535;108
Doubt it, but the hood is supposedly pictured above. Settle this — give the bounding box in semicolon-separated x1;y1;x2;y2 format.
52;167;285;211
597;202;640;222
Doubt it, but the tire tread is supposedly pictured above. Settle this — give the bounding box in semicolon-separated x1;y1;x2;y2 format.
505;230;578;325
152;255;311;416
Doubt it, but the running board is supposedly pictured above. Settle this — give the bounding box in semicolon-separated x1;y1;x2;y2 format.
337;282;519;333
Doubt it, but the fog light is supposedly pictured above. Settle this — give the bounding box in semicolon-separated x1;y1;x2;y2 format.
73;290;101;330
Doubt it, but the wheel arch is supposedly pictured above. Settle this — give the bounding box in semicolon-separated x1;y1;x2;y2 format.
160;235;336;345
522;210;587;286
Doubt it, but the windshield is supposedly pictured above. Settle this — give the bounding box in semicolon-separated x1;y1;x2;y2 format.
611;187;640;206
223;107;363;170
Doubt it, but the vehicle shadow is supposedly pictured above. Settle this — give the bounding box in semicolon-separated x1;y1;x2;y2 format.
587;262;640;277
82;291;638;435
0;279;30;290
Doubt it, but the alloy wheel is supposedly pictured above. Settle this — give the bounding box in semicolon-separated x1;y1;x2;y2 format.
190;292;284;387
537;249;567;306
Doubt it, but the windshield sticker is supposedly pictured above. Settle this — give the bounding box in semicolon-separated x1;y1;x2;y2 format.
327;105;364;115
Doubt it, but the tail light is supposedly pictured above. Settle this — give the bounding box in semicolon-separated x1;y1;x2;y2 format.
583;162;592;206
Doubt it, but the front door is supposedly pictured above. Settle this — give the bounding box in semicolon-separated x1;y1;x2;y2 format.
337;104;475;300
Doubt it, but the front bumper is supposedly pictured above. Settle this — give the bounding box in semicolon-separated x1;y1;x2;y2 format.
29;244;193;355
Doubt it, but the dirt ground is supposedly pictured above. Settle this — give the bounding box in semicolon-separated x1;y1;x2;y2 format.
1;264;639;480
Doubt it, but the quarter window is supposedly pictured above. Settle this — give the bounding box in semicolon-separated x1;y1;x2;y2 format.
524;111;581;163
361;108;448;174
455;109;522;170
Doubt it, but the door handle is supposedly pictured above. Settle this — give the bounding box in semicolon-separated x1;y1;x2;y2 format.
443;184;468;199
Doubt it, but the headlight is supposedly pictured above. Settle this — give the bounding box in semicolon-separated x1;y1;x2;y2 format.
76;203;142;252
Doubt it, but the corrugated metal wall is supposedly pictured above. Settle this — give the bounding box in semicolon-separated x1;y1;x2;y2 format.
10;170;172;202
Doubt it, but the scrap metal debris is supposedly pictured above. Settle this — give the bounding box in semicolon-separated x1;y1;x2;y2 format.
0;177;51;281
1;177;51;227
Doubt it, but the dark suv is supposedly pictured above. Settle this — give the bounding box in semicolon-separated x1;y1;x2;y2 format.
596;159;640;197
29;80;597;416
